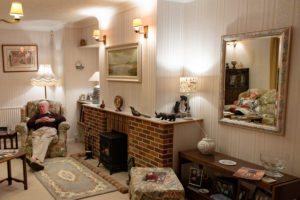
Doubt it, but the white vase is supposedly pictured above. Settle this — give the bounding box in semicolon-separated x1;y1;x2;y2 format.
197;138;215;155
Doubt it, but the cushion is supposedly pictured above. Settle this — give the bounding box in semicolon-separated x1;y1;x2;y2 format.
259;89;276;104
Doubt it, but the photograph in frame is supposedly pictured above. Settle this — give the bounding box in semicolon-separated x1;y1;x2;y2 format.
2;44;38;72
188;167;203;188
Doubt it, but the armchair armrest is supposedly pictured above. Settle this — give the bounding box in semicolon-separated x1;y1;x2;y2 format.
58;121;70;132
15;122;28;136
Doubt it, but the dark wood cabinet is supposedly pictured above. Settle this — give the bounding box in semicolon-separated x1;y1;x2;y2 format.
178;149;300;200
225;68;249;105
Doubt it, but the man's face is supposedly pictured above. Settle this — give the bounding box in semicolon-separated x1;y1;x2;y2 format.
39;103;49;114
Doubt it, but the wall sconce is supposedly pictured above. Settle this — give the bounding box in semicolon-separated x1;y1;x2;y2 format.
93;29;106;45
227;40;237;48
0;2;24;24
133;18;148;38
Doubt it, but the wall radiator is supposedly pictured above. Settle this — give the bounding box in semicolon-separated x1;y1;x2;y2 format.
0;106;22;131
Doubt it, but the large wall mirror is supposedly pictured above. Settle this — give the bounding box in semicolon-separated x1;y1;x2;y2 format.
219;27;292;135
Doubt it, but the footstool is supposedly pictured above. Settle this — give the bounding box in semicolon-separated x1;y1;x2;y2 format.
130;167;184;200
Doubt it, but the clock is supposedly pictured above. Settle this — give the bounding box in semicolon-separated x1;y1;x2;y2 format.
114;95;123;111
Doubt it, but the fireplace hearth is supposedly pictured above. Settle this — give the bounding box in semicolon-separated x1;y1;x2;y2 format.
98;130;127;175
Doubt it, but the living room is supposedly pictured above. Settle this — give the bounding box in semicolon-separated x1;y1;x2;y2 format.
0;0;300;200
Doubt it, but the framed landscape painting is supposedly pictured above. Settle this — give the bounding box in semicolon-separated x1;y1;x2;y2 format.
2;44;38;72
106;42;141;82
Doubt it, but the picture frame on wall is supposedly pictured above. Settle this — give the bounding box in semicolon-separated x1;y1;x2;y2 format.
105;42;142;82
2;44;38;72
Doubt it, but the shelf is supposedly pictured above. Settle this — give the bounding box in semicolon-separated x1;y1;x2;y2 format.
77;121;85;127
183;181;213;200
77;100;92;104
78;44;99;48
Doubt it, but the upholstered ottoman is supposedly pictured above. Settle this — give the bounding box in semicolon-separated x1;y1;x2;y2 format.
130;167;184;200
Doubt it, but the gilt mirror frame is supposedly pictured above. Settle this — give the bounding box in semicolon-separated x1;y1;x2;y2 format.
219;27;292;136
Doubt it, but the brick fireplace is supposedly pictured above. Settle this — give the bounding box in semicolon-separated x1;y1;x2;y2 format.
83;104;201;168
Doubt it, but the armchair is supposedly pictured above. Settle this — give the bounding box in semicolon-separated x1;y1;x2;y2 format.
15;100;70;158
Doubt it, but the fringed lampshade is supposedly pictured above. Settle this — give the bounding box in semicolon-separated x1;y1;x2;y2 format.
31;64;59;99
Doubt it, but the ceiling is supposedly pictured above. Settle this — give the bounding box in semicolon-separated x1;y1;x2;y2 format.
0;0;140;31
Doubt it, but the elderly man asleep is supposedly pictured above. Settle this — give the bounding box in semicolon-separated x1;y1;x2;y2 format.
228;91;260;116
26;100;66;171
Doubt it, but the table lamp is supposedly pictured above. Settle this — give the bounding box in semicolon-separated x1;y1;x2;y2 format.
180;77;198;120
89;71;100;104
31;64;59;99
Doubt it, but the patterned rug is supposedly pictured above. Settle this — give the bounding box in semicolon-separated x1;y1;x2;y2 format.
34;157;117;200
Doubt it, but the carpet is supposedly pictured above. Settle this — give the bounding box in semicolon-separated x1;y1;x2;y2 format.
70;153;129;194
34;157;117;200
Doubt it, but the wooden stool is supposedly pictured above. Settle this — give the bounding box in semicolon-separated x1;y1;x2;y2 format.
130;167;185;200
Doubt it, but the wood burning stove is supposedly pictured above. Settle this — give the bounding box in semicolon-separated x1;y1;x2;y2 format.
98;130;127;175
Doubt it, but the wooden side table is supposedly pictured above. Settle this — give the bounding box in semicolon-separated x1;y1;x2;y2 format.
178;149;300;200
0;127;18;149
0;151;27;190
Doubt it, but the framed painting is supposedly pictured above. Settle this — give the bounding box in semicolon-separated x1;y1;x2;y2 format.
105;42;141;82
2;44;38;72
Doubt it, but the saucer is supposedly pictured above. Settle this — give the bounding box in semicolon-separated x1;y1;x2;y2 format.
218;159;237;166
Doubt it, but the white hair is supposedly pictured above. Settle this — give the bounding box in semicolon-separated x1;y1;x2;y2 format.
39;100;49;106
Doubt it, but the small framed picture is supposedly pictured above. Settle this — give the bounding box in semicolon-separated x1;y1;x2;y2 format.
253;188;271;200
188;167;203;187
2;44;38;72
236;185;250;200
215;177;237;199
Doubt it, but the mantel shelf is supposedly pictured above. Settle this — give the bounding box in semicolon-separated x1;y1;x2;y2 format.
83;104;203;126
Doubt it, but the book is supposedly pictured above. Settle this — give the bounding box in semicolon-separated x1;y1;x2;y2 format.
233;167;265;180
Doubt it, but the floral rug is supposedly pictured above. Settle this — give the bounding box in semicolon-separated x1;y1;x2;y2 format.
34;157;117;200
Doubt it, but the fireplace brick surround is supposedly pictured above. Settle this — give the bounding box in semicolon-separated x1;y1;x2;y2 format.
83;104;202;168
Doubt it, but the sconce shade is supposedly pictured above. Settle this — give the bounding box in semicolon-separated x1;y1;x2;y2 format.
180;77;198;93
10;2;23;19
93;29;101;39
31;64;59;86
89;71;100;82
133;18;143;27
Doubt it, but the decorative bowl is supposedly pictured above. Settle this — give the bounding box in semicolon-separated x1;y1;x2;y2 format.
260;152;288;178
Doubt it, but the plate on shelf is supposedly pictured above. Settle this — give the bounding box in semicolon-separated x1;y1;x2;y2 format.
218;159;237;166
199;188;209;193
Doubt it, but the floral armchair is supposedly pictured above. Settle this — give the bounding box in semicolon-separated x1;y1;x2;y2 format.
224;88;277;125
15;100;70;158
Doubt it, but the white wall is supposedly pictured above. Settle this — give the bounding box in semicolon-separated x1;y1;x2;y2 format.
157;0;300;177
226;38;271;89
0;29;61;108
99;2;157;116
63;26;98;141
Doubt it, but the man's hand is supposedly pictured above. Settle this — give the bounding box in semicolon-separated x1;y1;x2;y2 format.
35;117;55;124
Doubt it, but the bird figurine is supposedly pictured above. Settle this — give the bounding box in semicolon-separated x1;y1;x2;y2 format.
130;106;151;118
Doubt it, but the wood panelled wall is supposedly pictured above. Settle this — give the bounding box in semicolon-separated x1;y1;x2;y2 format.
157;0;300;177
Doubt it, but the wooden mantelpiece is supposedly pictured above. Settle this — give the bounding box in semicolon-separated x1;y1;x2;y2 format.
83;104;203;168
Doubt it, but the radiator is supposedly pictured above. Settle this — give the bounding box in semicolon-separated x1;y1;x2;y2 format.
0;107;22;131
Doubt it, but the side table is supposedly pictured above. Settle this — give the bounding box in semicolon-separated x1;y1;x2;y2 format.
0;127;18;149
0;151;28;190
130;167;184;200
